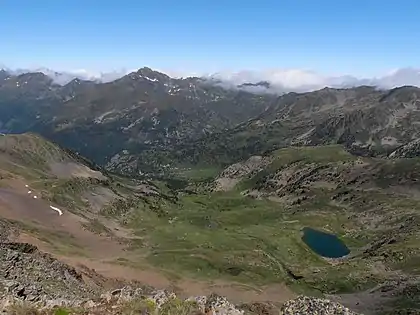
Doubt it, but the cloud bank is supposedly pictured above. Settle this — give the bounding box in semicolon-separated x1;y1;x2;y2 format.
7;67;133;85
2;65;420;93
206;68;420;93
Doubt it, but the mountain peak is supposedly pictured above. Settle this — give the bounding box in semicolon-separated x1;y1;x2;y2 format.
122;67;170;83
137;67;170;79
137;66;154;73
17;71;51;82
64;77;95;86
0;69;9;81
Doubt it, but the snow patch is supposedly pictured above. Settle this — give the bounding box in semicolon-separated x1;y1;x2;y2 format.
169;87;181;94
144;76;158;82
50;205;63;216
122;118;143;131
94;110;116;124
151;116;160;126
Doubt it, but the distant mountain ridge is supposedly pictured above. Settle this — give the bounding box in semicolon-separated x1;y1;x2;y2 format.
0;67;275;171
1;66;420;176
2;65;420;92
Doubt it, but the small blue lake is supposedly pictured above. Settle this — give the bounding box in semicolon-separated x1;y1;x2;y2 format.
302;227;350;258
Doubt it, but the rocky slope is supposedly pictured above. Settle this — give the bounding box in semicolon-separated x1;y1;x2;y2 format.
104;85;420;174
170;86;420;168
388;138;420;158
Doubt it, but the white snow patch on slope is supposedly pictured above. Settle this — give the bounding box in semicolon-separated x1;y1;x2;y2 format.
144;76;158;82
94;110;116;124
50;205;63;216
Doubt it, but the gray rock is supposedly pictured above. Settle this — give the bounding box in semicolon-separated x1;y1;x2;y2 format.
280;296;361;315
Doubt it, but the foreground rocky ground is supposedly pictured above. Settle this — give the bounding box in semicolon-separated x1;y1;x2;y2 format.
2;286;360;315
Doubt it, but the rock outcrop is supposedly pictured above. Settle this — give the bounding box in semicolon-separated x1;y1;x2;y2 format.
213;155;272;191
389;138;420;158
280;296;359;315
0;242;104;305
1;289;361;315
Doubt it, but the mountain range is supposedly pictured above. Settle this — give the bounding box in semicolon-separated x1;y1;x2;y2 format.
2;66;420;92
2;67;420;176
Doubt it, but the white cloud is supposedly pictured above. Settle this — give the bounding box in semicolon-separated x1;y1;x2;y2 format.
3;64;420;93
370;68;420;88
206;67;420;93
2;66;133;85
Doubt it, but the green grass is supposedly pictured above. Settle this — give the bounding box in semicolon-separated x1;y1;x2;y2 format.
6;297;203;315
115;149;420;295
119;190;375;293
82;218;113;236
33;176;125;215
271;145;355;164
0;133;70;173
30;178;94;213
6;303;75;315
374;157;420;188
119;297;202;315
174;165;222;182
12;221;88;257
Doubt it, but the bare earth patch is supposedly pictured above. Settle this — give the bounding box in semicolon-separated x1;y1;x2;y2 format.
83;187;118;213
49;162;107;180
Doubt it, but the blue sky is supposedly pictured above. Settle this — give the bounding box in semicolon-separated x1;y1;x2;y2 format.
1;0;420;77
